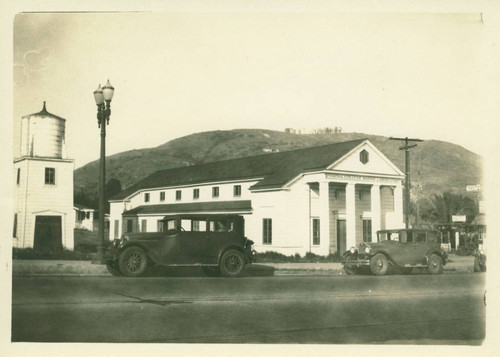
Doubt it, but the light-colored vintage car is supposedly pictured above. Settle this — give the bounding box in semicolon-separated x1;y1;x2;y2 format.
342;229;448;276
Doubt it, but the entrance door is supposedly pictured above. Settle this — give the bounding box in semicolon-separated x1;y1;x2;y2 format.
34;216;62;252
337;220;346;254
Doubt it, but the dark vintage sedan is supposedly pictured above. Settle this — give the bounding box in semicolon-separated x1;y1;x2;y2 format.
342;228;447;276
105;214;256;277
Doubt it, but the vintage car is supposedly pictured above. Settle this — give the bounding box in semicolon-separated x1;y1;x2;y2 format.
342;228;447;276
105;214;256;277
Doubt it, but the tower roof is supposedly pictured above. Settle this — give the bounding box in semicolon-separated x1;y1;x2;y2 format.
23;101;66;121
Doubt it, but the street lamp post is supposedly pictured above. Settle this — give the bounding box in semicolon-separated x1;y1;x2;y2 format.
93;80;114;264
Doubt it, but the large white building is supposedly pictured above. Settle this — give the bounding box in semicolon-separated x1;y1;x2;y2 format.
13;102;74;251
109;139;405;256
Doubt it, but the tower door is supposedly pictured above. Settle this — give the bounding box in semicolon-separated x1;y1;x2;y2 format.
337;220;347;254
34;216;62;252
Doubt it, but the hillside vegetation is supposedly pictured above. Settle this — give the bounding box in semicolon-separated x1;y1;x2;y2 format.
74;129;482;206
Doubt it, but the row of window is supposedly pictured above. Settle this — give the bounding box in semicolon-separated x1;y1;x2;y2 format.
144;185;242;203
114;217;372;246
16;167;56;185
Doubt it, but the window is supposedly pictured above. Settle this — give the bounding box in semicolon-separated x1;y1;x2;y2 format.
209;219;233;232
126;219;133;233
141;219;147;232
45;168;55;185
212;187;219;198
193;188;199;199
114;220;119;238
363;220;372;242
416;232;427;243
263;218;272;245
359;149;369;164
157;220;164;232
176;190;182;201
312;218;320;245
144;193;150;202
400;231;413;243
160;192;165;201
233;185;241;197
13;213;18;238
16;168;20;184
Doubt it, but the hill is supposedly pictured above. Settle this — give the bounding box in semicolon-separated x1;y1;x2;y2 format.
74;129;483;207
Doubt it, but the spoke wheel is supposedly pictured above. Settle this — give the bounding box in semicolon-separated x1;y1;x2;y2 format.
369;253;388;276
220;250;245;277
343;255;358;275
106;262;123;276
119;246;148;277
427;253;443;275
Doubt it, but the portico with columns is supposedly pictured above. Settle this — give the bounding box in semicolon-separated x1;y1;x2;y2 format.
302;141;405;256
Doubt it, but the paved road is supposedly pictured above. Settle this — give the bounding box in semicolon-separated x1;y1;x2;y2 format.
12;273;486;344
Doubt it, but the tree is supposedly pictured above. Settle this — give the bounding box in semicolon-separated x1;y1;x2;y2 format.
421;192;478;224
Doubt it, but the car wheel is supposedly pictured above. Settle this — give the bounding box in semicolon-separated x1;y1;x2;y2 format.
202;266;221;277
106;262;123;276
369;253;388;276
220;250;246;277
474;256;486;272
343;255;358;275
118;246;148;277
427;253;443;275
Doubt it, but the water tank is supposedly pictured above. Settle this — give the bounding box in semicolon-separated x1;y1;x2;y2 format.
20;102;67;159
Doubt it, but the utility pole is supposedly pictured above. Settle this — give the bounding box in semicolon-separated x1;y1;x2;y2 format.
389;137;423;229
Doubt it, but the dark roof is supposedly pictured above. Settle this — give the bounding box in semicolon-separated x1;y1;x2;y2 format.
23;102;66;121
123;200;252;215
74;203;94;210
112;139;366;200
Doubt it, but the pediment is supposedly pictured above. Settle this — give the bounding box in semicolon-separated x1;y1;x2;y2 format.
328;141;404;176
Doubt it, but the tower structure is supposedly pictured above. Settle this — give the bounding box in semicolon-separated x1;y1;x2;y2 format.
13;102;74;251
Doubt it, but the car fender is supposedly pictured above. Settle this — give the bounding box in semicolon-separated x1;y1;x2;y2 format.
119;241;160;265
217;245;248;264
425;249;447;266
368;249;396;266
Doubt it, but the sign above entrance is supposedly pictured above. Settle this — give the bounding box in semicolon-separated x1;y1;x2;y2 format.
466;184;481;192
452;215;466;222
325;173;400;184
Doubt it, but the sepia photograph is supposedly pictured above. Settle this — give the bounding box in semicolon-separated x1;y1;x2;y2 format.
3;0;500;355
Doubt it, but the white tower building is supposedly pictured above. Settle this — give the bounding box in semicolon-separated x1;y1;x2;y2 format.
13;102;75;251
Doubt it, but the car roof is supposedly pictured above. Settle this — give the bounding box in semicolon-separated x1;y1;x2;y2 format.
377;228;441;233
161;214;241;221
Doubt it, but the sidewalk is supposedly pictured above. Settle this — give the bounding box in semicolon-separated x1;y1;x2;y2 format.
11;255;476;276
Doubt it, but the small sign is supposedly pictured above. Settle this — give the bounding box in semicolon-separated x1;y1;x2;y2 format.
452;215;466;222
466;184;481;192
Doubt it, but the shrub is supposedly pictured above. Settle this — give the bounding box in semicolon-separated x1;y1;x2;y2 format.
12;248;96;261
456;233;479;256
255;251;342;263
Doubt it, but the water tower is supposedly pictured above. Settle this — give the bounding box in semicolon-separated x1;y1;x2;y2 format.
13;102;74;251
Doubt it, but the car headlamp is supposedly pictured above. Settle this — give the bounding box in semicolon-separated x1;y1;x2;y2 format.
350;247;356;254
365;247;371;254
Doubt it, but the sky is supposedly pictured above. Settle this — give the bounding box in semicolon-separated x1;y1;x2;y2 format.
11;10;500;168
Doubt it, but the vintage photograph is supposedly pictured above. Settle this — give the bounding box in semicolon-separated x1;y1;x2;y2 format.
6;2;498;353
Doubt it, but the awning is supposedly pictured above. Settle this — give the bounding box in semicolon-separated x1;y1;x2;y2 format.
123;200;252;216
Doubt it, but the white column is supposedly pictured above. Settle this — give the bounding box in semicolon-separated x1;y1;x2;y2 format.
370;184;381;242
346;183;356;249
319;181;330;255
393;185;404;228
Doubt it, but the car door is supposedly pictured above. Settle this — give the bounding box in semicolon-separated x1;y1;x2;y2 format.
205;218;235;263
158;219;182;264
413;231;430;265
390;230;417;266
178;218;209;264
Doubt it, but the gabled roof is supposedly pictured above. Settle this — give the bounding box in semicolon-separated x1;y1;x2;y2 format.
112;139;367;201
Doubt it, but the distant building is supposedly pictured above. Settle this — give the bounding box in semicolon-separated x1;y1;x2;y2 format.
74;204;95;231
13;102;74;251
109;139;405;256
